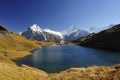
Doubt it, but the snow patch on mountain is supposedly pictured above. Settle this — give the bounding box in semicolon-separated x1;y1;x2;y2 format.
44;28;63;38
29;24;43;32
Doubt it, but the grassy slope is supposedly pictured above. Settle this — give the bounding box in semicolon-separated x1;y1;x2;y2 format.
48;65;120;80
0;31;54;60
0;26;53;80
0;62;120;80
0;62;48;80
0;31;41;59
0;53;15;64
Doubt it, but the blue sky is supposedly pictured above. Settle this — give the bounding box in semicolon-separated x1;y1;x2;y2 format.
0;0;120;32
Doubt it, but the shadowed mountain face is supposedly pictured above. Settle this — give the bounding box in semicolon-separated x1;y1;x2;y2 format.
79;24;120;52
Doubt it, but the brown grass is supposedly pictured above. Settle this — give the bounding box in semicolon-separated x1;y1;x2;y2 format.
47;65;120;80
0;31;55;60
0;53;15;64
0;30;55;80
0;60;120;80
0;62;48;80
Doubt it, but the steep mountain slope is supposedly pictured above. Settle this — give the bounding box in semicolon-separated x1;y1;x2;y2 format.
79;24;120;52
61;25;89;42
0;25;42;59
22;24;62;42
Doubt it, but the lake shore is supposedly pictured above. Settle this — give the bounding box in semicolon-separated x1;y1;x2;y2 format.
11;41;55;60
14;45;120;73
0;61;120;80
0;42;120;80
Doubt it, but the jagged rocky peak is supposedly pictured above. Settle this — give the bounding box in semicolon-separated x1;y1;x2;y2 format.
69;25;78;31
28;24;42;32
0;25;8;32
21;24;62;42
61;25;89;42
61;25;78;35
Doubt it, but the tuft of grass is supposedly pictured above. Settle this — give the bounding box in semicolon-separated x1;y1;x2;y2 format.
0;53;15;64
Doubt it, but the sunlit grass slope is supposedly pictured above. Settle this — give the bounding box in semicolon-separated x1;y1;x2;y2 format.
0;31;41;59
0;62;48;80
48;65;120;80
0;25;55;59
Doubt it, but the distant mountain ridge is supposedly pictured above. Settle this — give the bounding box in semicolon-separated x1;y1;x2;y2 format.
21;24;89;42
61;25;89;42
88;24;114;33
79;24;120;52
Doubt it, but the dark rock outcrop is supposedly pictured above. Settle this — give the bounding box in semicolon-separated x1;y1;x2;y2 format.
0;25;8;32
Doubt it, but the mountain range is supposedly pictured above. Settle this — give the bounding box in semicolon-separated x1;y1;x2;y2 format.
21;24;89;42
75;24;120;52
88;24;114;33
0;24;120;80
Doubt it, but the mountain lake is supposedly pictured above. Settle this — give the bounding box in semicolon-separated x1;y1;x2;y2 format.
15;45;120;73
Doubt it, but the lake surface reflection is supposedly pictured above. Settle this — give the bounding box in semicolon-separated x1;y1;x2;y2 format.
15;45;120;73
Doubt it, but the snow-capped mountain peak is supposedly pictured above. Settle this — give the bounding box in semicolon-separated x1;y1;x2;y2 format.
69;25;78;31
29;24;42;32
21;24;63;42
61;25;79;36
61;25;89;42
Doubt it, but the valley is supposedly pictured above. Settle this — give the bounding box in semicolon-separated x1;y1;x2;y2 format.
0;24;120;80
